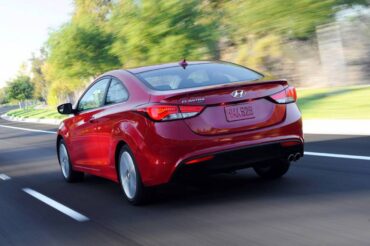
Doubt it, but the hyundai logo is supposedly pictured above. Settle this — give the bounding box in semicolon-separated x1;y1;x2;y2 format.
231;90;246;98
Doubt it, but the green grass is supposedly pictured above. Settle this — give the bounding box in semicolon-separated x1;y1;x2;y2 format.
6;107;66;120
297;85;370;119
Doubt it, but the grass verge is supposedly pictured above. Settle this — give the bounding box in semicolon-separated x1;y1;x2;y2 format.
6;107;66;120
297;85;370;119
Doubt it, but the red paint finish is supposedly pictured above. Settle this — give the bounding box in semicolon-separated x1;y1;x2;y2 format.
57;62;303;187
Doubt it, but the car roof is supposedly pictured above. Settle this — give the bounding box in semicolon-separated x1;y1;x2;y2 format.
126;61;211;74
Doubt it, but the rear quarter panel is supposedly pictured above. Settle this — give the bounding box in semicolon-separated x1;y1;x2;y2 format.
58;70;152;181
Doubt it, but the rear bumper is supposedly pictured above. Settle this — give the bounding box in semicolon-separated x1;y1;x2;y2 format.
135;103;303;186
173;141;303;180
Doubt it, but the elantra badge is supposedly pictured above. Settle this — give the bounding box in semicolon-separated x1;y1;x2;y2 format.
231;90;246;98
180;97;205;104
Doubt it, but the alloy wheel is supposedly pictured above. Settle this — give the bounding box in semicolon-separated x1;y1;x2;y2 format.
59;143;70;179
119;151;137;199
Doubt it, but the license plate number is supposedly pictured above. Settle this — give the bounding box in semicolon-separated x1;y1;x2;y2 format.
225;104;255;122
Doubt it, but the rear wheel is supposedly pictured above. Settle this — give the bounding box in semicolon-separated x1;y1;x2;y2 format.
118;146;150;205
253;159;290;179
58;139;84;182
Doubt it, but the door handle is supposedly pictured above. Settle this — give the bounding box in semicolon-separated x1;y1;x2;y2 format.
89;117;96;123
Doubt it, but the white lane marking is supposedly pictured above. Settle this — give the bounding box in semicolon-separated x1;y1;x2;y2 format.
305;151;370;161
0;124;56;134
22;188;89;222
0;174;11;180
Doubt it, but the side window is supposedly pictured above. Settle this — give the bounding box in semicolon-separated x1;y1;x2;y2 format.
78;78;110;111
105;79;129;105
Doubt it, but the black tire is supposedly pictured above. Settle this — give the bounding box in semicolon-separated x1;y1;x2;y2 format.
253;159;290;179
117;146;151;205
58;139;84;183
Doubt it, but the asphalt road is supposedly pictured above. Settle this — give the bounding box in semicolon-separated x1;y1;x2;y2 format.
1;106;370;246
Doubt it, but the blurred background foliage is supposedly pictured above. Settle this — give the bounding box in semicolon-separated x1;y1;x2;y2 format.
2;0;370;106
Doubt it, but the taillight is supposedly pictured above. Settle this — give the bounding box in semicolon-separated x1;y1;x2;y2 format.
145;105;180;121
138;104;204;121
270;86;297;104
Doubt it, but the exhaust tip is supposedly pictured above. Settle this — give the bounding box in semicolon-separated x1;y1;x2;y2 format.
288;154;294;162
294;153;301;161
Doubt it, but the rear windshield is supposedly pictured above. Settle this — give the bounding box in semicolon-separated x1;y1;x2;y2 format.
134;63;263;91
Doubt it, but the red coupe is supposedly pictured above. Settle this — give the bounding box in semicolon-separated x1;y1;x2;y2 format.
57;61;303;204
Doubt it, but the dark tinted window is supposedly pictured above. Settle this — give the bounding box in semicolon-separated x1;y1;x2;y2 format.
135;63;263;91
106;79;128;105
78;78;110;111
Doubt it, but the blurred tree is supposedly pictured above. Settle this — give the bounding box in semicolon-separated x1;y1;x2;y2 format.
44;0;120;105
337;0;370;5
234;35;283;72
222;1;328;41
46;22;118;83
219;0;369;72
110;0;219;67
42;0;370;105
222;0;369;41
0;88;9;105
7;75;34;108
73;0;112;22
30;47;48;101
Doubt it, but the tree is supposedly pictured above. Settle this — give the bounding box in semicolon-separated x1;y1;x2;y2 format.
7;75;34;108
47;23;119;81
44;0;120;103
0;88;9;105
30;47;48;101
42;0;370;105
221;0;369;42
216;0;369;73
110;0;219;67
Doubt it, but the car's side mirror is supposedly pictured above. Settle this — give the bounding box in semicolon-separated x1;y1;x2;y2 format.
57;103;74;115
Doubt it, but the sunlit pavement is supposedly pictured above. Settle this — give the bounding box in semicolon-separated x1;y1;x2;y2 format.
1;106;370;245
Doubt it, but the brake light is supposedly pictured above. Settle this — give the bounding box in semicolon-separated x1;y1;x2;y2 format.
138;105;204;121
270;86;297;104
145;105;180;121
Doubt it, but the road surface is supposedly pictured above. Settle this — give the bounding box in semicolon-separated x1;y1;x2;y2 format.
1;106;370;246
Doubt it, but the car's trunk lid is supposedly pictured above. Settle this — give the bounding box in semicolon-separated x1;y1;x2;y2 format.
150;80;288;136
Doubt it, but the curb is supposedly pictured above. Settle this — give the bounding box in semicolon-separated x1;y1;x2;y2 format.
303;120;370;136
1;114;62;126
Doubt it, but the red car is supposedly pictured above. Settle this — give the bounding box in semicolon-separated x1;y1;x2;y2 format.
57;61;303;204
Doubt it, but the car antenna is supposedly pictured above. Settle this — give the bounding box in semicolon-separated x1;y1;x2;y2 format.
179;58;188;69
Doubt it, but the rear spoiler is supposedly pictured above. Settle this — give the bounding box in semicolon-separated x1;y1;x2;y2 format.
150;79;288;97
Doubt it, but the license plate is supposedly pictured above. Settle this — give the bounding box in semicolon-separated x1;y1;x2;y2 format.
225;104;255;122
